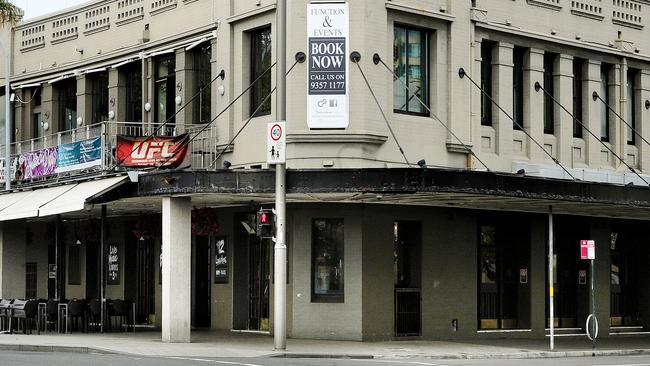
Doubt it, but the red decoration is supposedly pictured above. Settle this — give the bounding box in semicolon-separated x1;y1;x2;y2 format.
192;207;220;237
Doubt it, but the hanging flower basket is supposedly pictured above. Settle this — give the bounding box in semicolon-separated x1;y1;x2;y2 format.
192;207;220;237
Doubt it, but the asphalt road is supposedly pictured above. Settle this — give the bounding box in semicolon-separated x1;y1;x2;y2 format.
3;352;650;366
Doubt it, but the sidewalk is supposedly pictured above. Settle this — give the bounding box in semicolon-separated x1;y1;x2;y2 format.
1;330;650;359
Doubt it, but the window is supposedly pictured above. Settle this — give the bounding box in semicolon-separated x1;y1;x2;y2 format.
32;113;41;139
68;245;81;285
312;218;344;302
481;41;494;126
193;44;212;124
155;54;176;126
124;63;142;124
393;25;429;115
89;72;109;124
57;78;77;131
573;59;584;138
627;69;637;145
543;53;556;134
600;64;611;142
512;47;525;130
250;27;272;117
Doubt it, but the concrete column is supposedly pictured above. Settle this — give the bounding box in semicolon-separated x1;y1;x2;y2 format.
161;196;191;343
529;216;546;337
555;54;574;166
42;84;57;134
585;60;602;167
609;64;622;165
145;58;154;126
0;221;26;299
590;221;611;337
639;70;650;173
77;75;91;128
524;48;545;162
493;42;514;157
14;89;26;141
108;67;123;122
175;49;193;132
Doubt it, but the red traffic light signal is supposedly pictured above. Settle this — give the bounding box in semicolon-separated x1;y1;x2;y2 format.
256;208;275;238
260;211;270;224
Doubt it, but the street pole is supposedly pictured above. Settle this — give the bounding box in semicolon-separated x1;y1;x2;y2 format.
273;0;287;351
591;258;596;351
1;40;11;190
548;207;554;351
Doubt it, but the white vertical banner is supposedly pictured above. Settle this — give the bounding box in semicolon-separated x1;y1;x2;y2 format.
307;2;349;129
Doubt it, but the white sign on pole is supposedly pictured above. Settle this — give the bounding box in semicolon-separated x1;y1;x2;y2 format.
580;239;596;260
267;122;286;164
307;2;349;129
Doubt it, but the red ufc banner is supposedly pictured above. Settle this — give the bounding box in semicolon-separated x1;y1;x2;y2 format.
116;134;190;168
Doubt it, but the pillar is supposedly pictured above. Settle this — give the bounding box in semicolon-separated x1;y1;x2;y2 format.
108;67;123;122
42;83;57;134
0;221;26;299
493;42;514;157
175;48;192;132
590;220;611;337
555;54;573;166
524;48;545;162
585;60;602;167
77;75;91;128
529;216;546;337
161;196;191;343
639;70;650;173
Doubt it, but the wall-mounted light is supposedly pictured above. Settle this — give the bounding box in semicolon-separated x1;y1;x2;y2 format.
144;102;152;112
42;121;50;131
108;110;115;120
175;95;182;106
76;117;83;127
217;85;225;96
223;160;232;169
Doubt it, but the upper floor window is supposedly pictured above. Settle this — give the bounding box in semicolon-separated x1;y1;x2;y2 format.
250;27;272;117
57;78;77;132
193;44;212;124
155;54;176;126
393;24;429;115
123;63;142;125
627;68;637;145
481;41;494;126
543;53;556;135
512;47;525;130
600;64;611;142
89;72;109;124
573;58;584;138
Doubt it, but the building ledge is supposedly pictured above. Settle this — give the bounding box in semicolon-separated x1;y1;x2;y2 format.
287;132;388;145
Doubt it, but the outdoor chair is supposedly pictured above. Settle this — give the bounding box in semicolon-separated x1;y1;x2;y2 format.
88;298;102;332
110;299;133;332
67;299;87;333
45;299;59;332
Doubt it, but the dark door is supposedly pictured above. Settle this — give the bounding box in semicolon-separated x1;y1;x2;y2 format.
136;239;155;323
85;241;99;299
248;236;270;331
394;221;422;337
610;228;640;326
193;236;211;327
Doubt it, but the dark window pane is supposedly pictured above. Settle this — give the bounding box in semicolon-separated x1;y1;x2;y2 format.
312;218;344;302
89;72;109;124
124;63;142;125
155;54;176;126
250;27;272;117
543;53;555;134
573;59;584;138
57;78;77;131
193;44;212;124
600;64;610;142
512;48;525;130
481;41;493;126
393;25;429;115
627;69;636;145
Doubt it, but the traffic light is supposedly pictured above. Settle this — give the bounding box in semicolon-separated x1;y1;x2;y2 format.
256;208;275;238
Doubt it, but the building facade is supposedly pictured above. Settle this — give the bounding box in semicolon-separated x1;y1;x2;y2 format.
0;0;649;343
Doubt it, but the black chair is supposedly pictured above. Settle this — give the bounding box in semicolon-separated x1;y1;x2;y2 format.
0;299;12;331
11;300;38;334
88;299;102;332
67;299;87;333
110;299;132;332
45;299;59;332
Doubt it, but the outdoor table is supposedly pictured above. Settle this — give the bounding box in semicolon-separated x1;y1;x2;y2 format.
57;303;68;333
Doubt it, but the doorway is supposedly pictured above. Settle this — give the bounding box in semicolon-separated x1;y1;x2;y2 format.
610;228;640;327
248;235;270;331
85;240;99;299
394;221;422;337
136;239;155;324
193;236;211;328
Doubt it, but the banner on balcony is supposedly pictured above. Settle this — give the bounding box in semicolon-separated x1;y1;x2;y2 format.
56;137;102;173
116;134;190;168
20;146;58;180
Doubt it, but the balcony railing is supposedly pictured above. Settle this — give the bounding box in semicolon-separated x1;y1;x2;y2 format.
2;121;218;188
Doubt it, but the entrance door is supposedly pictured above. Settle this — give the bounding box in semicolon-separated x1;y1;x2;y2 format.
478;218;531;330
248;235;270;331
193;236;211;327
136;239;155;324
85;241;99;299
610;229;640;327
394;221;421;337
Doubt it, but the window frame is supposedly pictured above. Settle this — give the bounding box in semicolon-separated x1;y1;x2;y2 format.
600;64;611;142
56;78;77;132
480;41;494;126
572;58;585;138
123;62;142;124
627;68;637;145
311;218;345;303
193;44;212;124
249;26;272;118
543;52;556;135
154;54;176;126
89;72;109;124
393;23;430;117
512;47;525;130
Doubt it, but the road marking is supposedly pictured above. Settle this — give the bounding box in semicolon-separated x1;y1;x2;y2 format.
167;356;264;366
357;359;446;366
589;364;650;366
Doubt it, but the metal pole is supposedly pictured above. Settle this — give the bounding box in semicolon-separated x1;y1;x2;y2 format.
55;216;60;300
548;208;554;351
1;40;11;190
591;258;596;350
273;0;287;351
100;205;106;333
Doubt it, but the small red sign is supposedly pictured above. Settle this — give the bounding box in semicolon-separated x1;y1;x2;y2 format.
580;239;595;260
116;134;190;168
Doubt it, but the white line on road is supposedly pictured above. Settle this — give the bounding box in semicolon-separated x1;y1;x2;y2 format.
166;356;264;366
357;359;446;366
588;364;650;366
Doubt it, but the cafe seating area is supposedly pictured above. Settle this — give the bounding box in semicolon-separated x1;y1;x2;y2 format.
0;298;135;334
